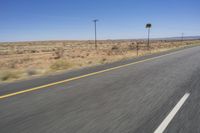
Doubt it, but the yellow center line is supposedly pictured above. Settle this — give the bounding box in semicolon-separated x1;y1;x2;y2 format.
0;50;184;100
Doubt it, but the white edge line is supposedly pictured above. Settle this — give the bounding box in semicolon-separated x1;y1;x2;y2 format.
154;93;190;133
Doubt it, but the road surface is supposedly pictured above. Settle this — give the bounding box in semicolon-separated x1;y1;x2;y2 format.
0;46;200;133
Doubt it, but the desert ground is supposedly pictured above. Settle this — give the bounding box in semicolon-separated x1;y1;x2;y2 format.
0;39;200;82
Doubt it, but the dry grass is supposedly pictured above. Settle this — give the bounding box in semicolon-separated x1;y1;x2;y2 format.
0;70;21;81
50;60;73;71
0;39;200;82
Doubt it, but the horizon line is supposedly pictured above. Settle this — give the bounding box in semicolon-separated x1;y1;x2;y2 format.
0;35;200;43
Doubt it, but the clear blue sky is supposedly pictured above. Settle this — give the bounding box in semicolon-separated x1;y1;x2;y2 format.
0;0;199;42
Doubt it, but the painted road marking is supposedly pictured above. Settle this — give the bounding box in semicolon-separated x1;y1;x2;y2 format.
154;93;190;133
0;49;189;100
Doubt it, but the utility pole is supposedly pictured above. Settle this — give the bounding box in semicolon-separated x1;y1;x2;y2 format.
147;28;150;50
181;33;184;43
93;19;99;50
136;43;139;56
146;23;152;51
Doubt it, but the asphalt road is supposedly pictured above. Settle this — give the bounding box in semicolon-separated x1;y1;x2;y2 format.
1;46;200;133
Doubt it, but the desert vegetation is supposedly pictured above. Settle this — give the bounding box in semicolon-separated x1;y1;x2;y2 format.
0;39;200;82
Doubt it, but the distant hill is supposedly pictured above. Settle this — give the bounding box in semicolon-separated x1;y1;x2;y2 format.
0;36;200;44
155;36;200;40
